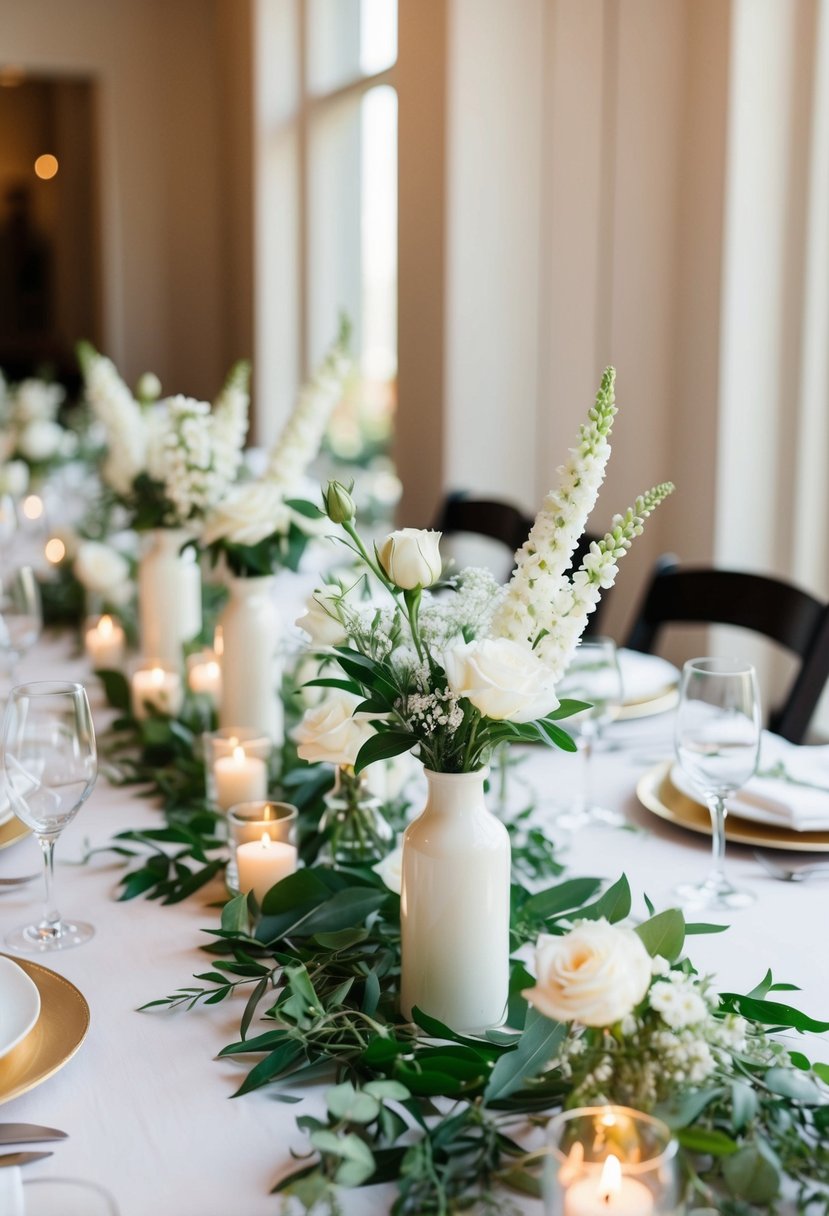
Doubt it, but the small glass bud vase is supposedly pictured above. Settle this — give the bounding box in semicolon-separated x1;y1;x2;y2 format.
544;1105;682;1216
319;765;394;866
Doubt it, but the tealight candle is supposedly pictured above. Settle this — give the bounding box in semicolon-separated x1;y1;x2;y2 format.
214;745;268;811
131;665;184;720
236;831;297;904
85;614;126;670
564;1155;653;1216
187;649;223;705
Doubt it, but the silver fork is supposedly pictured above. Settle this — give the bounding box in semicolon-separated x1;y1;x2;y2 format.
753;851;829;882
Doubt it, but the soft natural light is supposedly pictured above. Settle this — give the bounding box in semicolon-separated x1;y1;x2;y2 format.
361;85;397;385
360;0;397;76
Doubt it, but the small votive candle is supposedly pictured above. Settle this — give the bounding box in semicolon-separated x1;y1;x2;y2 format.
226;800;298;892
187;648;223;706
214;745;268;812
544;1106;679;1216
85;614;127;670
236;830;297;904
204;728;271;806
131;663;184;720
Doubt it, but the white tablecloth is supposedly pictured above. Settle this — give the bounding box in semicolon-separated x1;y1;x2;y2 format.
1;630;828;1216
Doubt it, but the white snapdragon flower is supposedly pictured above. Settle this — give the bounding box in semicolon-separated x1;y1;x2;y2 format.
14;378;65;423
79;344;148;496
210;360;250;489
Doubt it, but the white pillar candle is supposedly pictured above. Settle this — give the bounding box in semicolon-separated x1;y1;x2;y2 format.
187;651;223;705
214;745;268;811
85;614;127;670
131;665;184;720
236;831;297;904
564;1155;654;1216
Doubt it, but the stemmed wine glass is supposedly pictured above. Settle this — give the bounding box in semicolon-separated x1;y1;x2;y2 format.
674;658;761;910
0;565;42;684
556;638;624;828
3;681;98;952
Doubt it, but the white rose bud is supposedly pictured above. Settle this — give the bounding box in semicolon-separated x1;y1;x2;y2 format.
135;372;162;403
292;689;374;767
523;919;652;1027
295;585;347;646
74;541;131;598
377;528;442;590
18;419;64;462
443;637;559;722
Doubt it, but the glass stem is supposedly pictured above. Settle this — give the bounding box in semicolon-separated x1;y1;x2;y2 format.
707;795;728;890
579;732;594;816
39;836;62;937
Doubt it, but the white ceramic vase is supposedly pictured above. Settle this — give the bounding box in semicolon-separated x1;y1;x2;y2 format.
137;528;202;665
218;575;283;743
400;767;510;1033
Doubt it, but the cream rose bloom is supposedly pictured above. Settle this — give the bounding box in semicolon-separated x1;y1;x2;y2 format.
14;379;64;422
18;419;64;462
201;482;292;547
295;585;347;646
372;845;403;894
377;528;442;589
443;637;559;722
293;689;374;767
74;541;131;599
523;919;652;1027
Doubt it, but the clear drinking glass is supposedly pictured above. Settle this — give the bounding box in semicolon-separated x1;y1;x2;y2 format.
0;493;19;555
3;681;98;952
0;565;42;683
674;657;761;911
555;638;624;828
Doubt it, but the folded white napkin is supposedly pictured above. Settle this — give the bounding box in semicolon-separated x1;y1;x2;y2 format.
673;731;829;831
0;1166;24;1216
617;649;679;704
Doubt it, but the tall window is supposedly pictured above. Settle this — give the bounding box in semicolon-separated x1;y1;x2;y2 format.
254;0;398;464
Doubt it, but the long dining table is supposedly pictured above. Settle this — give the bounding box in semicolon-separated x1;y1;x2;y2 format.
0;626;827;1216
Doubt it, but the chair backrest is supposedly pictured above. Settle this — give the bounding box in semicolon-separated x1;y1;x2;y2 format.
625;559;829;742
432;492;609;635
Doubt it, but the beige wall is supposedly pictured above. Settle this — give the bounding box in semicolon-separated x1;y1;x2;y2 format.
0;0;252;399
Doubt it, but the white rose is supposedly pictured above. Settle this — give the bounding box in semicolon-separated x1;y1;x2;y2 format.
201;482;291;547
523;919;652;1027
292;689;374;767
14;379;64;422
18;419;64;462
443;637;559;722
377;528;442;589
74;541;131;598
372;845;403;894
0;459;29;497
295;585;347;646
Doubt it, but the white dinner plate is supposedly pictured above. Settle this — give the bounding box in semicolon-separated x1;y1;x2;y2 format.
0;955;41;1060
616;650;679;720
0;790;12;829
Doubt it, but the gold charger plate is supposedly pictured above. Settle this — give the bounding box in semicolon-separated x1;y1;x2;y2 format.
637;761;829;853
0;955;90;1104
617;683;679;721
0;815;29;851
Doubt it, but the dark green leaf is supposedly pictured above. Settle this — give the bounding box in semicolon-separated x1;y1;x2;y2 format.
353;732;414;775
635;908;685;960
484;1008;565;1102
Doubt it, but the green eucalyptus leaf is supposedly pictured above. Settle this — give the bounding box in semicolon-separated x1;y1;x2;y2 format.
722;1142;781;1203
220;892;250;935
326;1081;381;1124
484;1008;565;1102
297;888;389;935
730;1080;758;1132
676;1127;738;1156
764;1066;824;1103
635;908;685;960
363;1080;410;1101
578;874;631;923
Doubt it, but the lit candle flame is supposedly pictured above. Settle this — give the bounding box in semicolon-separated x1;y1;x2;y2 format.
45;536;65;564
22;494;43;520
260;831;272;849
99;614;113;638
214;626;224;657
232;745;246;764
150;667;165;686
206;661;220;679
599;1154;622;1202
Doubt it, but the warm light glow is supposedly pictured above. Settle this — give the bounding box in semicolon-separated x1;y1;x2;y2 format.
206;661;220;679
22;494;43;520
599;1154;622;1201
232;745;246;764
34;154;59;180
44;537;66;564
228;735;238;749
558;1142;585;1186
260;831;272;849
150;667;165;686
213;625;224;657
99;615;114;638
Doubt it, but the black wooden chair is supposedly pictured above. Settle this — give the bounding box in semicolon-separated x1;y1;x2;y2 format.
625;557;829;743
432;492;609;635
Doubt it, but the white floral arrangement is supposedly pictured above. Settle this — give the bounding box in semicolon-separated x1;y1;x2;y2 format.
295;369;673;775
200;320;351;577
0;372;81;489
77;342;250;531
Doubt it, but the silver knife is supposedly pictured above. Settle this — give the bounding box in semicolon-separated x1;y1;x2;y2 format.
0;1124;67;1144
0;1150;53;1167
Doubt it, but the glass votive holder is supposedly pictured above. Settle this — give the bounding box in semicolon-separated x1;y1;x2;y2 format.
186;648;223;706
204;727;272;809
543;1105;682;1215
130;658;184;721
84;613;127;671
227;801;298;894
